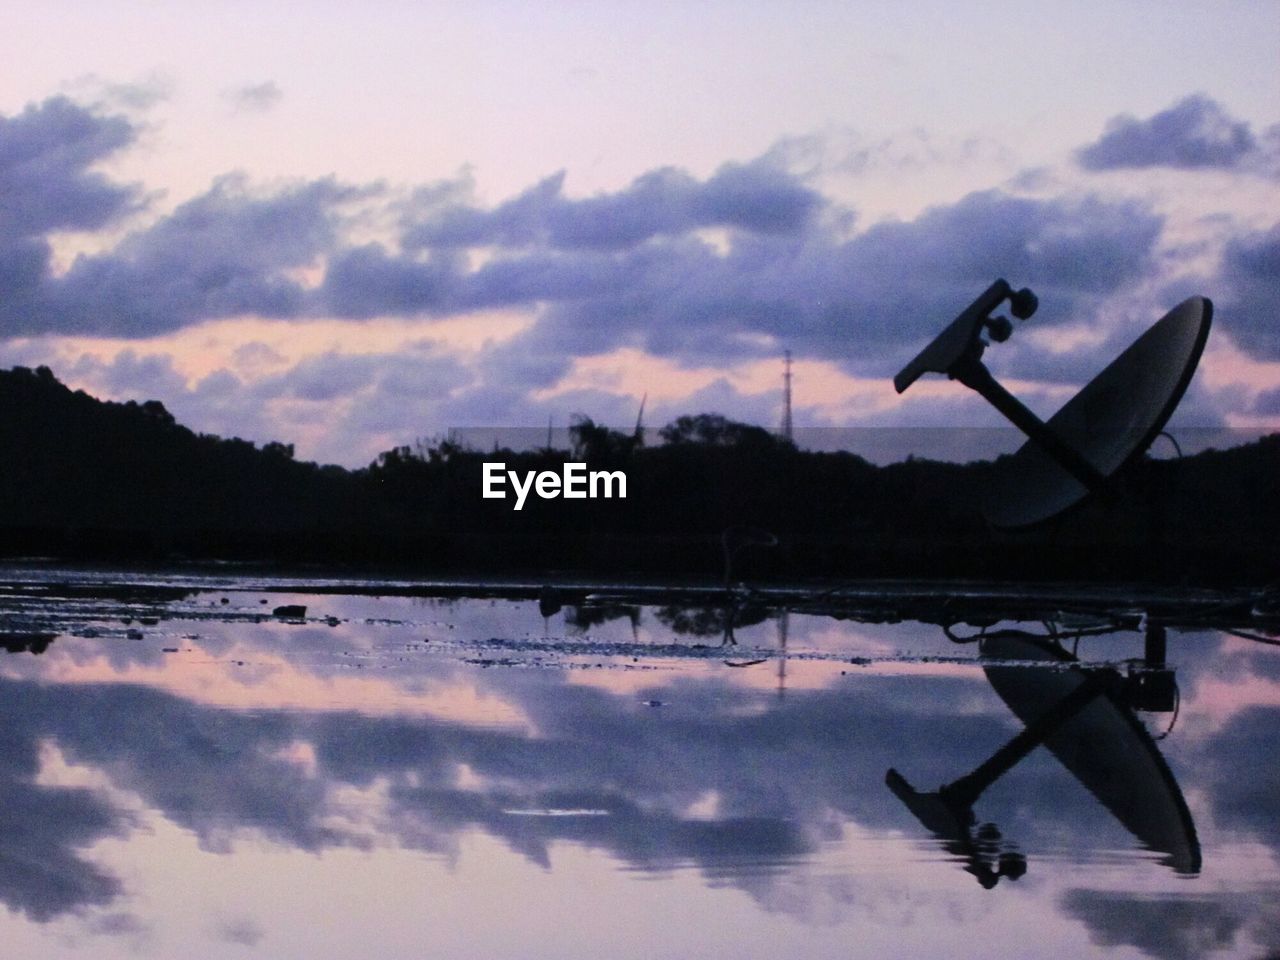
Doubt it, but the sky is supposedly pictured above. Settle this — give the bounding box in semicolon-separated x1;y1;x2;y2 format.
1;1;1278;466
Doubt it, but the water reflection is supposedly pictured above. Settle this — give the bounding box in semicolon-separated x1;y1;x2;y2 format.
888;626;1198;888
1;632;54;654
0;574;1276;958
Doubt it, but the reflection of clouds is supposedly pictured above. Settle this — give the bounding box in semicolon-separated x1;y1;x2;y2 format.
1189;706;1280;850
0;669;1002;921
1060;890;1266;960
213;915;266;946
0;716;124;921
0;603;1276;954
1171;633;1280;735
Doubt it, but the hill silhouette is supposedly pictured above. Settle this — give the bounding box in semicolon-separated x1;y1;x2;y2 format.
1;365;1276;584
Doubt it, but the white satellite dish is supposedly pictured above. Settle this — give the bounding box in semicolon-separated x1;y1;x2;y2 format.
894;281;1211;528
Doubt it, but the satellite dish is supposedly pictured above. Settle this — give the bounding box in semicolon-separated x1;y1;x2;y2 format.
980;631;1200;875
894;281;1211;528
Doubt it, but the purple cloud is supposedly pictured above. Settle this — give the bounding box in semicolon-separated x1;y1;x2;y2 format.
1077;95;1259;171
0;96;140;238
404;159;822;252
0;97;142;333
1218;222;1280;359
44;176;358;336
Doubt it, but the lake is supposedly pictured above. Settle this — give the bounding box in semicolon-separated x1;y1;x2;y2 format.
0;566;1277;958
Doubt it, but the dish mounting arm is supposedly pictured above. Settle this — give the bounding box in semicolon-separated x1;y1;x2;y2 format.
894;279;1107;493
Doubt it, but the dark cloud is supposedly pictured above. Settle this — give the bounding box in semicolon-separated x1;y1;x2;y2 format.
11;166;1167;451
1253;386;1280;415
0;718;124;922
1077;95;1259;171
0;96;140;240
315;186;1163;408
1191;706;1280;850
318;243;461;318
1061;890;1244;960
44;176;357;336
0;92;1166;399
445;188;1162;392
0;92;374;337
1218;222;1280;359
0;91;1254;450
989;325;1136;387
403;160;822;252
0;98;141;334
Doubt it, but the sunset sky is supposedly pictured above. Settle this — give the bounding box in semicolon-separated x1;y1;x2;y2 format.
2;2;1278;465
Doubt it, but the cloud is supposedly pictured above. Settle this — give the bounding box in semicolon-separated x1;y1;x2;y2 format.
1077;95;1261;172
0;96;141;240
0;714;124;922
67;349;190;399
1253;386;1280;415
0;91;372;337
224;81;283;114
213;916;265;946
0;92;1167;380
43;175;359;337
65;73;174;113
1;127;1170;457
3;89;1269;455
323;182;1163;405
1217;221;1280;359
447;188;1163;396
403;159;823;252
61;344;479;465
318;243;461;318
0;97;142;331
1191;706;1280;850
1060;890;1244;960
86;911;150;938
0;643;1104;920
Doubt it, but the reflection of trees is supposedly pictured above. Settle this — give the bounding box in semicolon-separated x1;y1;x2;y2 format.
564;603;639;633
0;633;54;654
654;604;770;638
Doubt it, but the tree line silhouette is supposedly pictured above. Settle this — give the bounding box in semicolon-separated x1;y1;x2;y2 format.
1;365;1276;584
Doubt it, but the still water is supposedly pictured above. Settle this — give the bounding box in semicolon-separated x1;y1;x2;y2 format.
0;567;1277;959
